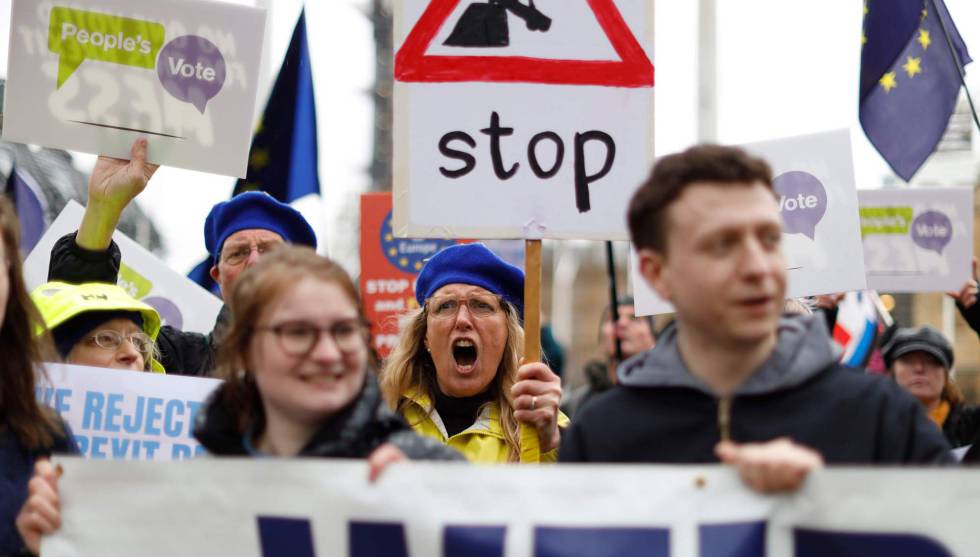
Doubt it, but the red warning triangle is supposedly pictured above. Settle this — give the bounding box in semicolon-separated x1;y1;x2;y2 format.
395;0;654;88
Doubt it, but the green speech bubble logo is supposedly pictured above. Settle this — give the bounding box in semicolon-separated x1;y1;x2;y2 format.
48;7;165;88
118;263;154;299
859;206;914;237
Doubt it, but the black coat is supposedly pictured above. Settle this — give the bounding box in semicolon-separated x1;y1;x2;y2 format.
194;376;464;461
1;418;78;557
48;233;217;376
560;364;953;465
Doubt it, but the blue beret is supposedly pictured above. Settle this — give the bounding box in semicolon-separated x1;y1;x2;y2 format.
415;243;525;318
204;192;316;260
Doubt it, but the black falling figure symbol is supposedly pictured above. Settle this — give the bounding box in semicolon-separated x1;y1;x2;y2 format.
443;0;552;48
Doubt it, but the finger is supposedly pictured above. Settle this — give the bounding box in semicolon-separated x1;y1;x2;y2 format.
714;440;739;464
515;362;559;383
510;379;561;398
367;444;406;483
130;138;148;164
35;459;60;488
25;494;62;530
972;256;978;280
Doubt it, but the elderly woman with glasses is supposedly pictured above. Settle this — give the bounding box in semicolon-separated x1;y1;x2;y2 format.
380;243;567;463
30;281;163;372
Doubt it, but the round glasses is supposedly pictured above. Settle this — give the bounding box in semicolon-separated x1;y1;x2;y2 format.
255;319;366;356
220;240;283;266
426;293;502;320
85;330;154;356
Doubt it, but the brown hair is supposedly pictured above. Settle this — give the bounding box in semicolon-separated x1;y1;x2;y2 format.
214;245;370;433
379;300;525;461
0;197;59;450
627;144;774;254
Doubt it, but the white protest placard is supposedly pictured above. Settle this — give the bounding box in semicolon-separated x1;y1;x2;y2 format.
45;459;980;556
393;0;654;240
858;188;974;292
38;363;220;461
25;201;223;334
633;130;867;315
3;0;266;178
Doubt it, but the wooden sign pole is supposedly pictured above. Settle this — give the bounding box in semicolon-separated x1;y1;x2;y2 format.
523;239;542;362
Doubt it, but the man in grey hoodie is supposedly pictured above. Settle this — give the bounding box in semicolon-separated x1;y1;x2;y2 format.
559;144;952;492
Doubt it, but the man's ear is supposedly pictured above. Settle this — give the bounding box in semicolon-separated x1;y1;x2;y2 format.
209;265;221;283
637;248;672;301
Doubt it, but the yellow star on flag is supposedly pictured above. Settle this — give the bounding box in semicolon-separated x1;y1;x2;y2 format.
414;261;423;270
918;29;931;50
902;56;922;78
384;233;393;242
399;257;409;267
862;32;867;46
879;71;897;92
249;149;270;169
388;248;397;256
921;8;928;21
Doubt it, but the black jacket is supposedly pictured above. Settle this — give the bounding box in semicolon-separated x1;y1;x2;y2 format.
957;300;980;338
48;233;218;376
560;316;953;465
944;403;980;449
194;376;464;461
1;418;78;557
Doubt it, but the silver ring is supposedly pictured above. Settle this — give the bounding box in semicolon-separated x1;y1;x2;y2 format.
531;396;537;410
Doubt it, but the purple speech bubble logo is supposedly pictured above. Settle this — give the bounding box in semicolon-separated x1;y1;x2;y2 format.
143;296;183;331
910;210;953;254
156;35;226;114
773;171;827;240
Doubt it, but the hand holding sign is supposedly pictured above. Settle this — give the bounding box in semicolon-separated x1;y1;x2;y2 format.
78;139;159;251
15;459;63;556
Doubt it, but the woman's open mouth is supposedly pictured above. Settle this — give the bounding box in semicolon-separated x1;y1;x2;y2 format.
452;338;479;369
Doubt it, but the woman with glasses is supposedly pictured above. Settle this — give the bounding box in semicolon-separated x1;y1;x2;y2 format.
380;243;566;463
17;246;461;555
30;281;163;372
191;245;461;462
0;199;78;556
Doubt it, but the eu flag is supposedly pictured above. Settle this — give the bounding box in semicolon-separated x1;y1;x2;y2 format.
4;167;48;256
233;9;319;202
859;0;971;181
191;10;318;292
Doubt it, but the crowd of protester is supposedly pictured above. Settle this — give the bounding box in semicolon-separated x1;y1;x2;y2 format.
2;141;979;555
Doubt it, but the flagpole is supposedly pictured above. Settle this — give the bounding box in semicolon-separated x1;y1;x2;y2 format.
928;0;980;134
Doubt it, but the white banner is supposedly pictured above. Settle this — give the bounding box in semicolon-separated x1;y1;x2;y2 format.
858;188;974;293
38;363;220;461
633;130;867;316
393;0;654;240
44;459;980;556
25;201;223;335
3;0;266;178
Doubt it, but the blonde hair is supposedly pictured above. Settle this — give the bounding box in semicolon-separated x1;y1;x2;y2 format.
379;301;524;461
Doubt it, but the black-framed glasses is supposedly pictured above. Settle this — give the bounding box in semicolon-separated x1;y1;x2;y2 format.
426;293;502;320
255;319;366;356
220;240;284;266
85;330;154;356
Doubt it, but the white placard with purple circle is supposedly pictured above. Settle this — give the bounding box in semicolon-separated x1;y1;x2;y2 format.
2;0;266;178
858;188;974;293
632;130;867;316
25;201;223;337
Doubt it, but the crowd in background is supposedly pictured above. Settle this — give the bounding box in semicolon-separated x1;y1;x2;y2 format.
1;142;979;556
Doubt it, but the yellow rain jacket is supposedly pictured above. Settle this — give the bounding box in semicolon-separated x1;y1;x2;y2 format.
31;281;166;373
400;388;569;463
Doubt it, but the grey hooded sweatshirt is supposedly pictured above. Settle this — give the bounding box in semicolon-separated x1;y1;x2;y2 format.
560;315;953;464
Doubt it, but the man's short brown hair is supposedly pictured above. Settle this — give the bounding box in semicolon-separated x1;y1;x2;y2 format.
627;144;774;253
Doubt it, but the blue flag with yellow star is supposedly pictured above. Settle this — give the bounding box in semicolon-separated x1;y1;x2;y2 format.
233;9;319;201
860;0;971;181
190;10;318;294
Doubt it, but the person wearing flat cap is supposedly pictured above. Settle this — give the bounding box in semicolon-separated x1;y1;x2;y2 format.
884;325;980;449
46;139;316;376
379;243;568;463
